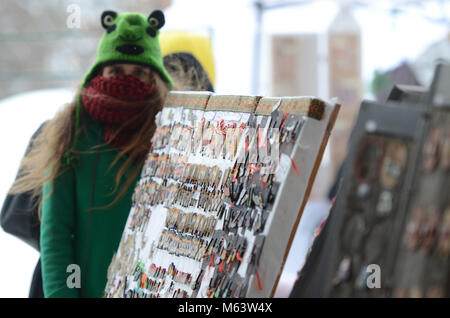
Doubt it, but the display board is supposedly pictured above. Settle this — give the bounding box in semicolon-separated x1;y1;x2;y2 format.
290;63;450;298
325;101;426;297
103;91;339;298
390;64;450;297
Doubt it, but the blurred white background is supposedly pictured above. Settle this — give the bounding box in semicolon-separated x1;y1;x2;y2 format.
0;88;75;297
1;0;449;297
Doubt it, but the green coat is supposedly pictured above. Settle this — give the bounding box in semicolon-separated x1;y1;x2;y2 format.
40;114;140;298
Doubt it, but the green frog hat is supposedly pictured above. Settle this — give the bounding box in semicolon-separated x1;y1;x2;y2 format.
82;10;173;87
64;10;173;167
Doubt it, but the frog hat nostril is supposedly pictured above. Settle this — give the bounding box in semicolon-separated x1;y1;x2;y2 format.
116;44;144;55
116;31;144;55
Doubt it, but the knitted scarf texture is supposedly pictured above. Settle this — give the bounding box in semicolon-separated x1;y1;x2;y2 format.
81;74;154;148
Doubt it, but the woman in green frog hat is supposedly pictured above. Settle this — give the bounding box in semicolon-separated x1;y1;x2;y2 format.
9;10;172;298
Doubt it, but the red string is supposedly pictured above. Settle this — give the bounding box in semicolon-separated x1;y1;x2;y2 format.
291;157;300;175
255;269;263;291
215;120;227;135
248;164;259;172
281;112;288;126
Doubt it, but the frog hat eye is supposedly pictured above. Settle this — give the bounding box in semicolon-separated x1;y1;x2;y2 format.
101;10;117;30
146;10;165;37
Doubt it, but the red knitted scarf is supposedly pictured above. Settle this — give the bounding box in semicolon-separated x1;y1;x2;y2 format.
81;74;154;148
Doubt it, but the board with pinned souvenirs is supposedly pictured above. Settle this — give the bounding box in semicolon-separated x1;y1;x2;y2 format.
390;63;450;298
103;91;340;298
290;63;450;298
325;100;427;297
